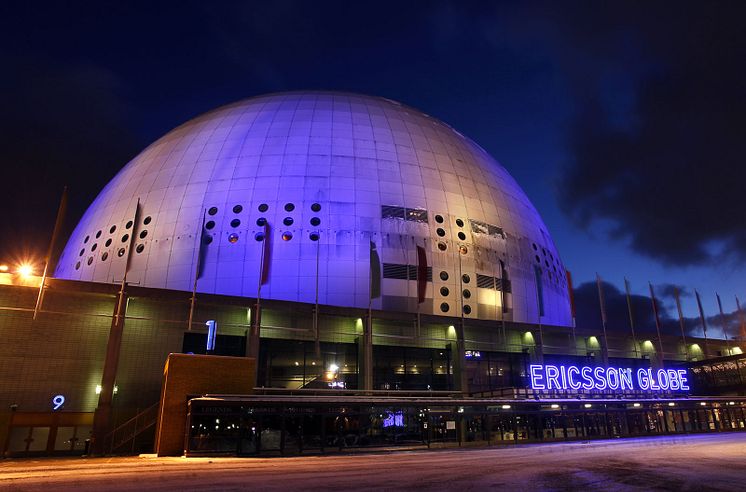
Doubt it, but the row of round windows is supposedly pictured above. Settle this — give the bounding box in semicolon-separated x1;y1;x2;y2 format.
74;243;147;270
208;202;321;216
83;216;152;245
439;302;472;315
204;216;322;230
434;214;468;241
80;229;149;257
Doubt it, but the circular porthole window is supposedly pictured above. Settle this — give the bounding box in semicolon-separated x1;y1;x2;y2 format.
139;230;148;239
126;221;133;229
440;302;450;313
535;255;540;263
309;232;320;241
459;246;468;255
311;203;321;212
79;248;85;257
463;305;472;315
205;221;215;230
87;257;94;266
109;225;117;234
232;204;243;214
310;217;321;226
282;231;293;241
208;207;218;216
121;234;129;243
532;243;538;251
84;235;90;244
75;261;81;270
456;218;464;228
255;232;265;241
136;244;145;254
203;235;213;245
457;232;466;241
284;203;295;212
230;219;241;228
462;274;470;283
463;289;471;299
101;252;108;261
436;228;446;237
117;248;126;257
437;242;447;251
256;217;267;226
440;271;449;281
91;243;98;252
258;203;269;212
283;217;294;226
95;230;102;239
440;286;450;296
435;215;444;224
105;239;112;247
228;233;239;244
143;216;152;225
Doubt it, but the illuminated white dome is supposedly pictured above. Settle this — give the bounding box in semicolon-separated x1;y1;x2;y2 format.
56;92;571;326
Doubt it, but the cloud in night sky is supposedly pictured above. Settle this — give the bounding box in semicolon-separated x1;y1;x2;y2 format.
554;3;746;266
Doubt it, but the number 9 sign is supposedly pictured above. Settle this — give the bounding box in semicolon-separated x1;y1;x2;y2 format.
52;395;65;411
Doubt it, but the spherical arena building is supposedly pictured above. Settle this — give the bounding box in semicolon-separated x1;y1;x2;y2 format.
0;92;742;458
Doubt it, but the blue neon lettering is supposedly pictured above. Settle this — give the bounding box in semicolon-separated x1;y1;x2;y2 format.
529;365;545;389
677;369;690;391
637;368;650;390
667;369;680;390
559;365;567;389
619;368;633;390
581;367;594;390
606;367;620;390
657;369;670;390
566;366;581;390
546;365;561;390
648;369;660;390
593;367;608;390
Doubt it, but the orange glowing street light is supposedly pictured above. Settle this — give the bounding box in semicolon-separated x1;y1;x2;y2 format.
0;265;8;272
17;264;34;277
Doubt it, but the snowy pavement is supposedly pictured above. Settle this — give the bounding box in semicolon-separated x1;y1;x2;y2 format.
1;433;745;491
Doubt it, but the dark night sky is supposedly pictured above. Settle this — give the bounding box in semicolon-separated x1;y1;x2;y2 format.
1;1;745;337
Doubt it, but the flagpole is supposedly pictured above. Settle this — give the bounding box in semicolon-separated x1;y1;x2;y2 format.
566;270;577;356
596;273;609;366
673;287;689;360
533;266;544;363
716;293;733;354
648;282;665;368
33;186;68;320
695;290;710;358
313;232;321;358
187;209;207;331
736;296;745;343
624;277;640;359
249;223;270;365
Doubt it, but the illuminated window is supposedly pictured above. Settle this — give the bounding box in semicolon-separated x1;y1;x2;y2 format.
282;231;293;241
228;233;239;244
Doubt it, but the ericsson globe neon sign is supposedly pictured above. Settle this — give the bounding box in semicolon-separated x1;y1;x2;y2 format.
528;365;690;392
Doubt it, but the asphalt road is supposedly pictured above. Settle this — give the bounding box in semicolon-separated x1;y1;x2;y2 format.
1;433;745;491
